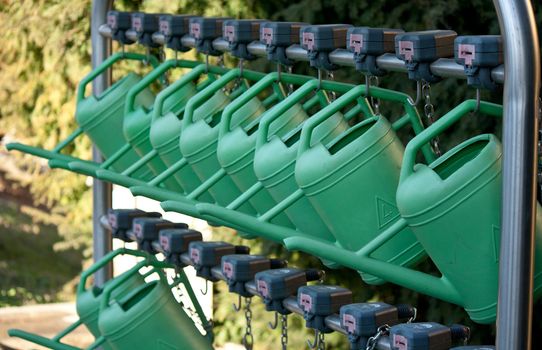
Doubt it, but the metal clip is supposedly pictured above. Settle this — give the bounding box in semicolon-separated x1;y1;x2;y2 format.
365;324;390;350
268;311;279;329
233;294;243;312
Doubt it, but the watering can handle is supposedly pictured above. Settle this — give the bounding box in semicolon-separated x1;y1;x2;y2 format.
256;79;319;149
77;248;149;294
100;258;170;311
219;73;278;137
152;64;207;122
182;69;241;129
77;52;158;103
400;99;503;180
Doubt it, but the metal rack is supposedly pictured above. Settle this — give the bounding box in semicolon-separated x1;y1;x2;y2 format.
89;1;540;349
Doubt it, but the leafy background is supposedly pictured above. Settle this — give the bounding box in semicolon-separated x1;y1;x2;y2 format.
1;0;541;349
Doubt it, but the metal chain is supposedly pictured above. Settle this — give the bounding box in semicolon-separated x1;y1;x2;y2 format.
217;54;225;68
422;82;441;156
287;66;294;95
327;71;337;101
281;314;288;350
243;297;253;350
408;307;417;323
368;75;381;116
159;47;169;86
365;325;390;350
317;331;325;350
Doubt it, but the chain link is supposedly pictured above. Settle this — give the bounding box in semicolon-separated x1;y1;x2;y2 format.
422;82;441;156
159;47;169;86
242;297;253;350
287;66;294;95
217;55;225;68
368;75;381;116
317;331;325;350
281;314;288;350
365;325;390;350
327;71;337;101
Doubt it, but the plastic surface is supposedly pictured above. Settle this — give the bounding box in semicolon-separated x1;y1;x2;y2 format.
454;35;503;90
131;12;161;48
189;241;249;280
107;209;161;241
159;15;196;52
260;22;307;65
223;19;266;60
221;254;274;297
190;17;232;55
300;24;353;70
132;218;187;254
298;285;352;332
107;11;134;45
255;268;313;314
390;322;452;350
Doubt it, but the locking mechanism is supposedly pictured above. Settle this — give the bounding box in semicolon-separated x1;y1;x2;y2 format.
107;209;161;242
223;19;266;60
340;302;416;350
300;24;352;71
454;35;503;90
298;285;352;333
132;218;187;254
158;15;196;52
260;21;308;66
189;17;232;56
159;228;203;266
188;241;250;281
107;11;135;45
346;27;404;76
131;12;163;48
395;30;457;83
390;322;470;350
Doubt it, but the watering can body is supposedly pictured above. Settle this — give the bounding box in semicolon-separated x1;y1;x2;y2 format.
98;279;212;350
216;102;308;226
295;116;425;284
395;102;542;323
76;72;154;174
179;88;264;211
75;270;144;347
253;110;348;242
123;81;197;188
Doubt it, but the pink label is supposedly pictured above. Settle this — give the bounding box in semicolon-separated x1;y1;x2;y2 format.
107;14;117;28
224;25;235;42
261;27;273;45
458;43;476;66
190;247;200;264
133;223;142;238
108;214;117;228
299;293;312;312
132;17;142;32
302;32;315;51
349;34;363;54
223;261;234;279
160;235;170;251
257;280;269;297
159;20;170;35
393;334;408;350
190;23;201;39
342;314;356;333
398;40;414;61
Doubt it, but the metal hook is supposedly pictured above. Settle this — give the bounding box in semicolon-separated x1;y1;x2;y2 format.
307;329;319;349
318;270;326;284
317;69;322;90
205;54;209;73
408;80;422;106
277;63;282;83
365;74;370;97
408;307;417;323
200;281;209;295
268;311;279;329
475;88;481;113
239;59;244;77
233;294;243;312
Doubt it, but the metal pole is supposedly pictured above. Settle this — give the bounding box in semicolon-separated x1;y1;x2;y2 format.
91;0;113;287
494;0;540;348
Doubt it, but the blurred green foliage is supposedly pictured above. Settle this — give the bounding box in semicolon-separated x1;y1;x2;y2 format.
1;0;541;349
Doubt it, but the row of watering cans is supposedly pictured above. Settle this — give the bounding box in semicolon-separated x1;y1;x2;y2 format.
6;12;542;324
9;209;495;350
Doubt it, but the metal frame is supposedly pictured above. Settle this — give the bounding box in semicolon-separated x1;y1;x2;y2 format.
90;0;540;348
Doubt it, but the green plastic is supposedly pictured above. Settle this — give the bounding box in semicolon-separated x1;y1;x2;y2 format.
98;260;213;350
294;85;431;284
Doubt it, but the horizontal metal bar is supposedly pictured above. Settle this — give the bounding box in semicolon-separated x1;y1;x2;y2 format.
99;23;504;83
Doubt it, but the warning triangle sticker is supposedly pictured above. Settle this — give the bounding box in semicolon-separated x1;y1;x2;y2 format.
376;197;400;228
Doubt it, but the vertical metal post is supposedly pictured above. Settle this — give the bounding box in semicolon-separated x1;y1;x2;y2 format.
91;0;113;287
494;0;540;349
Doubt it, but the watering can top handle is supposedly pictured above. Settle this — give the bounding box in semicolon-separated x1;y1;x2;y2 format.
76;52;159;103
77;248;148;294
99;258;170;311
401;99;503;179
256;79;320;149
182;68;241;128
297;85;422;155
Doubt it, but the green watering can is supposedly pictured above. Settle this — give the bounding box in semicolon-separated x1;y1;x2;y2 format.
395;99;542;323
97;259;213;350
6;52;159;176
281;100;540;324
8;249;153;350
194;79;370;242
216;72;328;227
294;85;433;283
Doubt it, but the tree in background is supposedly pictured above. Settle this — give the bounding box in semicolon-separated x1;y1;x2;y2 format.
1;0;541;348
